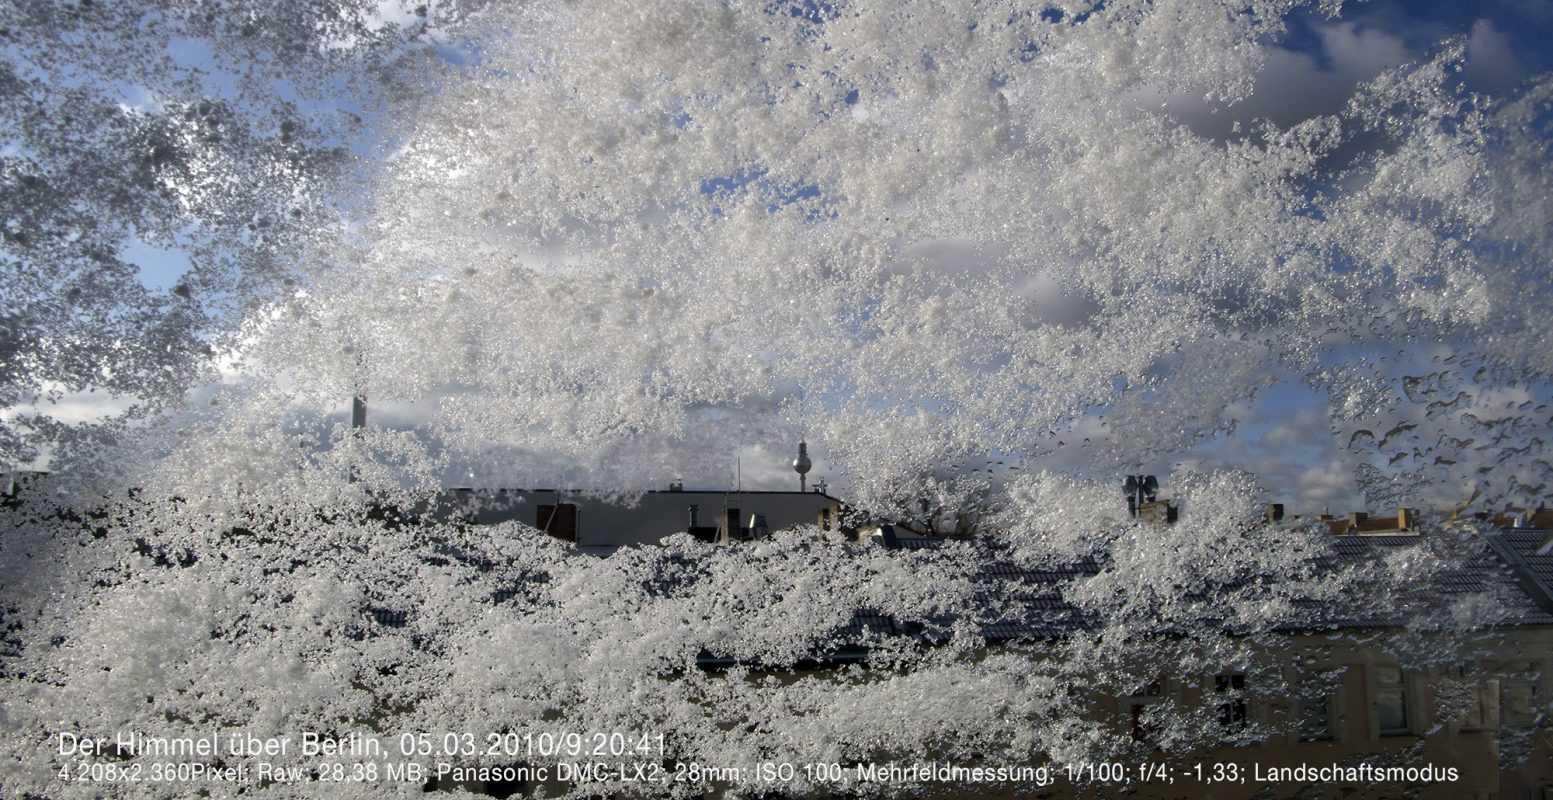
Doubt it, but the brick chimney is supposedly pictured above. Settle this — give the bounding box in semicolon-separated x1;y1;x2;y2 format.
1138;500;1177;525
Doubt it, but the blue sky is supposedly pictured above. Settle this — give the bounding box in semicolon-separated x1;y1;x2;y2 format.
1056;0;1553;514
108;0;1553;514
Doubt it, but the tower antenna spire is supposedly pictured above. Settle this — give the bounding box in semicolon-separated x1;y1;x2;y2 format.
792;387;814;492
793;440;812;492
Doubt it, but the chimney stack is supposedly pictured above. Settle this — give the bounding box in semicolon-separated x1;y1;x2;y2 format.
1138;500;1178;525
1124;475;1160;518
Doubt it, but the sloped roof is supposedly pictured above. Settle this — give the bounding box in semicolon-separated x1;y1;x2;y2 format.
1285;533;1553;631
394;524;1553;667
971;555;1102;642
865;530;1553;649
1486;528;1553;615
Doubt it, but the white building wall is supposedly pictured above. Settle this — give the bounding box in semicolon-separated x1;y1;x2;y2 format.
443;489;840;547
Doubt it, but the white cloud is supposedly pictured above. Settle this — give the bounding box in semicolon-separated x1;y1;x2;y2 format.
1152;20;1415;141
1316;22;1414;81
1465;19;1527;91
1296;459;1358;511
1501;0;1553;23
10;387;137;426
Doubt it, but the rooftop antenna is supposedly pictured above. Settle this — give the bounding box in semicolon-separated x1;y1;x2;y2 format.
348;346;366;483
348;391;367;484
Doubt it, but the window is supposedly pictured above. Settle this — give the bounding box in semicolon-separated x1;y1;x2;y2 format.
1129;703;1152;742
1375;666;1409;736
1214;673;1249;732
1501;661;1541;728
1442;666;1490;732
1460;686;1487;731
1295;667;1340;741
536;503;577;541
1128;681;1164;743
